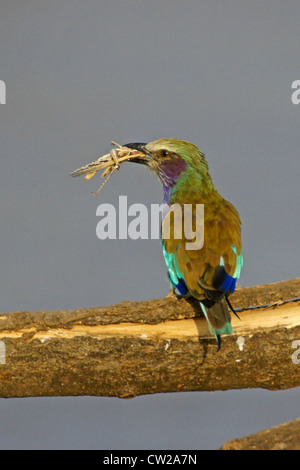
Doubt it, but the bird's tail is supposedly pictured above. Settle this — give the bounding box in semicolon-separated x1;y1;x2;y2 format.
200;299;233;351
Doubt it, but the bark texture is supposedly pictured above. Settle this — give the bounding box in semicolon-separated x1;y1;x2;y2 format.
0;278;299;398
220;417;300;450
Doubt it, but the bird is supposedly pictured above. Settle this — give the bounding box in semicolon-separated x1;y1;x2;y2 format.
123;139;243;350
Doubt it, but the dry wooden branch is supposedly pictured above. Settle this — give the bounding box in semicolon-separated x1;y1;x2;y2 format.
0;278;299;398
220;417;300;450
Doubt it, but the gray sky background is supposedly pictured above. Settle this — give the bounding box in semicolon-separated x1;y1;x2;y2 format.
0;0;299;449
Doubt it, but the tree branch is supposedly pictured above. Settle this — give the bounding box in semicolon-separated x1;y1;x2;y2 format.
0;278;299;398
220;417;300;450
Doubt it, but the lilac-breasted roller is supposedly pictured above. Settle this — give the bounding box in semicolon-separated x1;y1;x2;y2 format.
124;139;243;349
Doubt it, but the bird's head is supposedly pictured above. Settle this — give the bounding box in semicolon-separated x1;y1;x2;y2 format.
125;138;208;182
123;138;211;202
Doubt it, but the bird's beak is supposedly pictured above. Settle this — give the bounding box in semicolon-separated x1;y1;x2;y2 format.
123;142;148;153
122;142;152;164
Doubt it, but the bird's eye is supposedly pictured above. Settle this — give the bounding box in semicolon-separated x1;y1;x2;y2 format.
162;150;169;157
